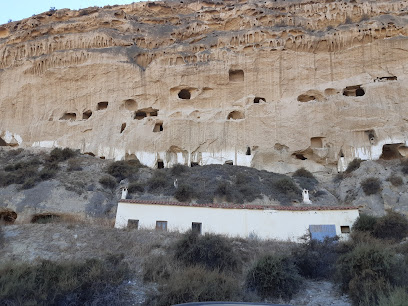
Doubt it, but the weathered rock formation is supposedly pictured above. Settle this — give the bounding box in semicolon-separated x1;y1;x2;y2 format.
1;0;408;173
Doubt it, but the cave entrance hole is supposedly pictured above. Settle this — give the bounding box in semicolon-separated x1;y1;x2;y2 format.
254;97;266;103
227;111;244;120
60;113;76;121
379;144;403;160
31;213;62;224
178;89;191;100
153;122;163;132
157;159;164;169
229;69;244;82
343;85;365;97
0;210;17;224
82;110;92;120
97;102;108;110
120;123;126;133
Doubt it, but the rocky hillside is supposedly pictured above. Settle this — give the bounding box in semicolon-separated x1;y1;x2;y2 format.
1;0;408;174
0;146;407;224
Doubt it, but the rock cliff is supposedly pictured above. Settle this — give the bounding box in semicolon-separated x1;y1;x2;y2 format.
1;0;408;173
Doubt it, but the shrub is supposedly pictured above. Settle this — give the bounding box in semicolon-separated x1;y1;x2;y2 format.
246;254;302;299
174;231;240;272
128;182;144;194
49;147;76;162
67;158;83;171
293;167;315;179
400;158;408;174
378;287;408;306
345;158;362;173
373;211;408;242
20;177;38;190
99;175;117;189
388;174;403;186
274;177;300;197
170;164;189;176
174;184;195;202
336;244;407;306
151;266;240;306
353;214;378;234
107;160;141;182
292;237;340;280
214;181;233;202
148;172;167;190
0;256;129;305
39;165;58;180
143;255;173;283
361;177;381;195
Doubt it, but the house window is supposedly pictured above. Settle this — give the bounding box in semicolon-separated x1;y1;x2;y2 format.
192;222;202;234
127;219;139;229
341;226;351;234
156;221;167;231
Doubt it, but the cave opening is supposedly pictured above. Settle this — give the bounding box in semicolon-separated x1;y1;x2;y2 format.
153;123;163;132
379;144;403;160
0;210;17;224
82;110;92;120
229;69;244;82
254;97;266;103
343;85;365;97
225;160;234;165
246;147;251;155
190;162;199;167
157;160;164;169
97;102;108;110
60;113;76;121
31;213;61;224
227;111;245;120
178;89;191;100
134;111;147;120
120;123;126;133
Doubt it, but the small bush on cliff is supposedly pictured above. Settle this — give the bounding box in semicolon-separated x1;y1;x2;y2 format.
373;211;408;242
128;181;144;194
170;164;189;176
353;214;378;234
246;254;302;299
48;147;76;162
174;231;240;272
388;174;403;186
292;236;340;280
107;160;141;182
174;184;195;202
0;256;129;305
293;168;315;179
361;177;381;195
99;175;117;189
336;243;407;306
150;266;241;306
274;177;301;203
345;158;362;173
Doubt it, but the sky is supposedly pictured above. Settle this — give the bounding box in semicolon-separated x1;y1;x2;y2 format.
0;0;144;25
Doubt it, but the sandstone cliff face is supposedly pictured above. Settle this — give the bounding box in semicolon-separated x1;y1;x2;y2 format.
1;0;408;173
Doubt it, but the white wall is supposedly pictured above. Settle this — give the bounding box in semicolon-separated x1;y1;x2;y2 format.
115;202;359;241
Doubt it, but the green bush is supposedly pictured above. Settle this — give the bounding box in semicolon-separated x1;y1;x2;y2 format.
67;158;83;171
170;164;189;176
49;147;76;162
292;237;340;280
293;167;315;179
346;158;362;173
361;177;381;195
388;174;403;186
174;184;195;202
378;287;408;306
174;231;240;272
99;175;117;189
373;211;408;242
128;181;144;194
148;172;167;190
107;160;141;182
336;244;407;306
143;255;173;283
246;254;302;299
274;177;300;197
0;256;130;305
151;266;240;306
353;214;378;234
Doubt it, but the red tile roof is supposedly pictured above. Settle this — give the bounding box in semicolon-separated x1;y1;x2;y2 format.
119;199;357;211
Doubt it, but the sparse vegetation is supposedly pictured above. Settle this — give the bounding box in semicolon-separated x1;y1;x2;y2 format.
48;147;77;162
293;167;315;179
0;256;130;305
174;231;240;272
373;211;408;242
174;184;195;202
128;181;144;194
246;254;302;299
353;214;378;234
107;160;142;182
345;158;362;173
99;175;117;189
361;177;381;195
388;173;403;186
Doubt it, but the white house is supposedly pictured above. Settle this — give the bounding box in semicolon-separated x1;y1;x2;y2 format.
114;199;359;242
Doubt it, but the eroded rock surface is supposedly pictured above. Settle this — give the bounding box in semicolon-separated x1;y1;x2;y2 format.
1;0;408;173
